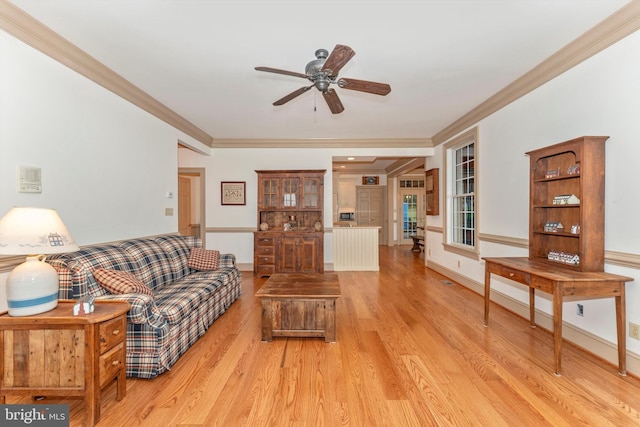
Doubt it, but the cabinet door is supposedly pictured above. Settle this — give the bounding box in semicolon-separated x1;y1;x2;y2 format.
279;235;299;273
299;235;321;273
260;178;279;208
281;178;300;208
302;177;323;209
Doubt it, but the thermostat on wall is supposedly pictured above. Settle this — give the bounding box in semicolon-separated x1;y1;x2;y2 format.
18;166;42;193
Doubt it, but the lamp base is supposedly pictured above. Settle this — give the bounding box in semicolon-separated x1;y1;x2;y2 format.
6;255;59;316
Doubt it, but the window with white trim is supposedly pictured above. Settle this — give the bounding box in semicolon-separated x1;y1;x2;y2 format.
444;128;477;255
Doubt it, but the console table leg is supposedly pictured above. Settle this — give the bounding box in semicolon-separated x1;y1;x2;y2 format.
615;288;627;376
529;288;536;328
553;288;563;376
483;266;491;326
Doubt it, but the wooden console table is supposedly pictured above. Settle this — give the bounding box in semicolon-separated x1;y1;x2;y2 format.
0;300;130;426
483;257;634;376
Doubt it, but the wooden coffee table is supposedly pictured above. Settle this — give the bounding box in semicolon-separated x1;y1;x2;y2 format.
256;273;341;342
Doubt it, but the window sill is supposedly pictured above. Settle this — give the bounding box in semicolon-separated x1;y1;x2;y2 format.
442;243;479;260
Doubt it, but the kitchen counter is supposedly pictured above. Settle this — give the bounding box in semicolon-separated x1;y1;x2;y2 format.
332;226;380;271
333;221;357;227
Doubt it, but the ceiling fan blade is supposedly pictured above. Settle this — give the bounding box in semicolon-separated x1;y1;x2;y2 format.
321;44;355;77
323;89;345;114
255;66;309;79
338;78;391;96
273;85;313;106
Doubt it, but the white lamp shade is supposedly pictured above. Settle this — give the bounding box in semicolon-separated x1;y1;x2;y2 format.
0;207;79;316
0;207;79;255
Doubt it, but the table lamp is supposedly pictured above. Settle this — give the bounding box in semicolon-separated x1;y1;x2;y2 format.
0;207;79;316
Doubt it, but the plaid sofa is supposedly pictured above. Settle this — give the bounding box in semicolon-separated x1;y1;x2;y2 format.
46;234;242;379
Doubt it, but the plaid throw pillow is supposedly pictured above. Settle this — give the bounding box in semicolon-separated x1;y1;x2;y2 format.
93;268;154;296
188;248;220;271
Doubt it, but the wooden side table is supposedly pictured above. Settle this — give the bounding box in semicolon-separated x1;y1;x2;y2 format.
0;300;130;426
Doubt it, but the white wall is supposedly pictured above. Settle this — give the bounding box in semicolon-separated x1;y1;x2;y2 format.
179;147;432;266
426;31;640;359
0;31;204;310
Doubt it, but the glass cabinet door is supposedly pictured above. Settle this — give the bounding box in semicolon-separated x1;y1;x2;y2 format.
262;179;278;208
282;178;299;207
302;177;321;208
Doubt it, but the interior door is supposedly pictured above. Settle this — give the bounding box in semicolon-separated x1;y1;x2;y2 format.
398;188;424;246
356;186;387;245
178;176;192;236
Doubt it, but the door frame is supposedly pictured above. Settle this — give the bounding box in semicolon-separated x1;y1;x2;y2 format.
178;167;206;246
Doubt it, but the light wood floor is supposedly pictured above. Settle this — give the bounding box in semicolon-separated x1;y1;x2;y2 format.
14;246;640;426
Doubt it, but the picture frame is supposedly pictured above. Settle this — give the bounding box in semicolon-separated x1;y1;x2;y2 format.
362;176;379;185
221;181;246;205
425;168;439;216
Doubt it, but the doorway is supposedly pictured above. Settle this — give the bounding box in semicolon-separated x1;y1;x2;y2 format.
178;168;206;244
398;178;425;246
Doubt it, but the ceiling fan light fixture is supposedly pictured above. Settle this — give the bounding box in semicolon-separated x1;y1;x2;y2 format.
315;78;329;92
255;44;391;114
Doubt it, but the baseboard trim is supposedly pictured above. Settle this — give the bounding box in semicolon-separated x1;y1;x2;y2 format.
427;260;640;377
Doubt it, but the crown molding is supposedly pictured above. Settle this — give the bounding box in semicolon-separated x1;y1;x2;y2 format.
432;1;640;146
386;157;425;177
210;138;433;149
0;0;214;147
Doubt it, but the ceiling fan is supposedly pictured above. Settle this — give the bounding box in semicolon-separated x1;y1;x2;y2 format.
255;44;391;114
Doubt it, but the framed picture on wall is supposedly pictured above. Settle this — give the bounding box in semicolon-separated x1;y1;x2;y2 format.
362;176;379;185
221;181;246;205
425;168;439;215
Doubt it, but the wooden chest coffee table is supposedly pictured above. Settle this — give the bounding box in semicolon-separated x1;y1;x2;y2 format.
256;273;341;342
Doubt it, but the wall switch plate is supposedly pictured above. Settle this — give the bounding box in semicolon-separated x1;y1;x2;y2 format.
18;165;42;193
165;208;174;216
630;322;640;340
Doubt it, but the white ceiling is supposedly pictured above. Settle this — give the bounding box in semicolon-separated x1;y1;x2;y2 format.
8;0;629;173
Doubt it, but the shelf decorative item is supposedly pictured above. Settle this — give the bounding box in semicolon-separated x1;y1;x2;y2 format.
552;194;580;205
548;250;580;265
545;167;560;178
544;222;564;232
567;164;580;175
570;224;580;234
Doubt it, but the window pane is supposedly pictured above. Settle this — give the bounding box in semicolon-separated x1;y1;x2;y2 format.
448;138;476;248
402;194;418;239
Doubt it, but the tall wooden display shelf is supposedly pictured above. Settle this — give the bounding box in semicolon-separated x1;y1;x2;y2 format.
527;136;608;272
254;170;325;277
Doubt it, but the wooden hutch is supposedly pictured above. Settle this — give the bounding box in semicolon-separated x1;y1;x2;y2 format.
254;170;325;277
527;135;607;270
